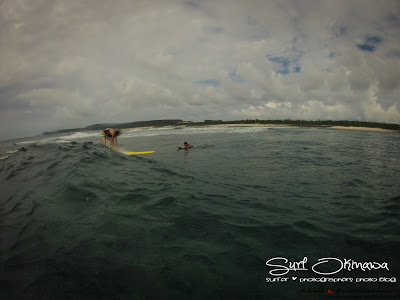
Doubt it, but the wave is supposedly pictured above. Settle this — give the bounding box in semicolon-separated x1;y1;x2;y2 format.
1;128;399;298
120;125;274;139
55;131;101;141
7;125;277;147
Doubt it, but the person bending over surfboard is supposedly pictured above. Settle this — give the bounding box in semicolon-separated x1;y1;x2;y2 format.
101;128;121;151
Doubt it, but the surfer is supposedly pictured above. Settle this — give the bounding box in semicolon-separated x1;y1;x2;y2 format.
101;128;121;151
183;142;193;149
177;142;193;150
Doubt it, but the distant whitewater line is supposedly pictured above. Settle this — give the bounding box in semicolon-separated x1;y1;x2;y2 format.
42;119;183;135
189;120;400;131
43;119;400;135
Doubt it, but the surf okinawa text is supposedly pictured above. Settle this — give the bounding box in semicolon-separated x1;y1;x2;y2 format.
266;257;389;276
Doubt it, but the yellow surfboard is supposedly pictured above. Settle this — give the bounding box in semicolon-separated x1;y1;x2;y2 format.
123;151;155;155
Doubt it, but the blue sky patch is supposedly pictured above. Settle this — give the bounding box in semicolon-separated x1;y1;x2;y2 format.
357;35;383;52
229;72;244;83
366;36;382;44
268;57;290;75
267;52;302;75
196;79;221;87
357;44;375;52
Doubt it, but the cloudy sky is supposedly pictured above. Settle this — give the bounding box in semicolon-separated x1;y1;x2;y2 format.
1;0;400;139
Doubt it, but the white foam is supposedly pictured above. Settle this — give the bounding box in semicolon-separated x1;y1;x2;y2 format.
5;150;19;154
120;125;273;139
19;141;37;144
57;132;100;140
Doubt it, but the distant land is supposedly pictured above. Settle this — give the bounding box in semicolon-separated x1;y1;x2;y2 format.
43;119;400;135
191;119;400;131
42;119;184;135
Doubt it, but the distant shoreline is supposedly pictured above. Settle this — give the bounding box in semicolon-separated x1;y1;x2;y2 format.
121;123;400;133
200;123;400;133
42;119;400;136
329;126;400;133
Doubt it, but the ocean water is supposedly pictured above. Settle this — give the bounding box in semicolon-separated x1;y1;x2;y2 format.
1;126;399;299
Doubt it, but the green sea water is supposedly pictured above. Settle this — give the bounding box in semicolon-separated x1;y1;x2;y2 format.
1;126;399;299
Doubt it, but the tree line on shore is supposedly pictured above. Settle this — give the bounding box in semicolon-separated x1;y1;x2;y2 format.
186;119;400;130
43;119;400;135
42;119;183;135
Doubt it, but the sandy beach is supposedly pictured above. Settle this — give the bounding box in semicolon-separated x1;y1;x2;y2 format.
208;123;291;127
209;123;400;133
122;123;399;133
329;126;400;133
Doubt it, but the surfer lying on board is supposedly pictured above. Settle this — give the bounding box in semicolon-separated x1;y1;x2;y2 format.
183;142;193;149
177;142;194;150
101;128;121;151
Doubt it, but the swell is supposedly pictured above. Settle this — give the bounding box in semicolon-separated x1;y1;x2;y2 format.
0;140;199;246
1;130;399;298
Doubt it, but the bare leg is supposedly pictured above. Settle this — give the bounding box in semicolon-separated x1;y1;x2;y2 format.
106;136;113;148
115;138;119;151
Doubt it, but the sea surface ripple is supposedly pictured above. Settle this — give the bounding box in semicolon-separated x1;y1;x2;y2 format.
0;126;399;298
